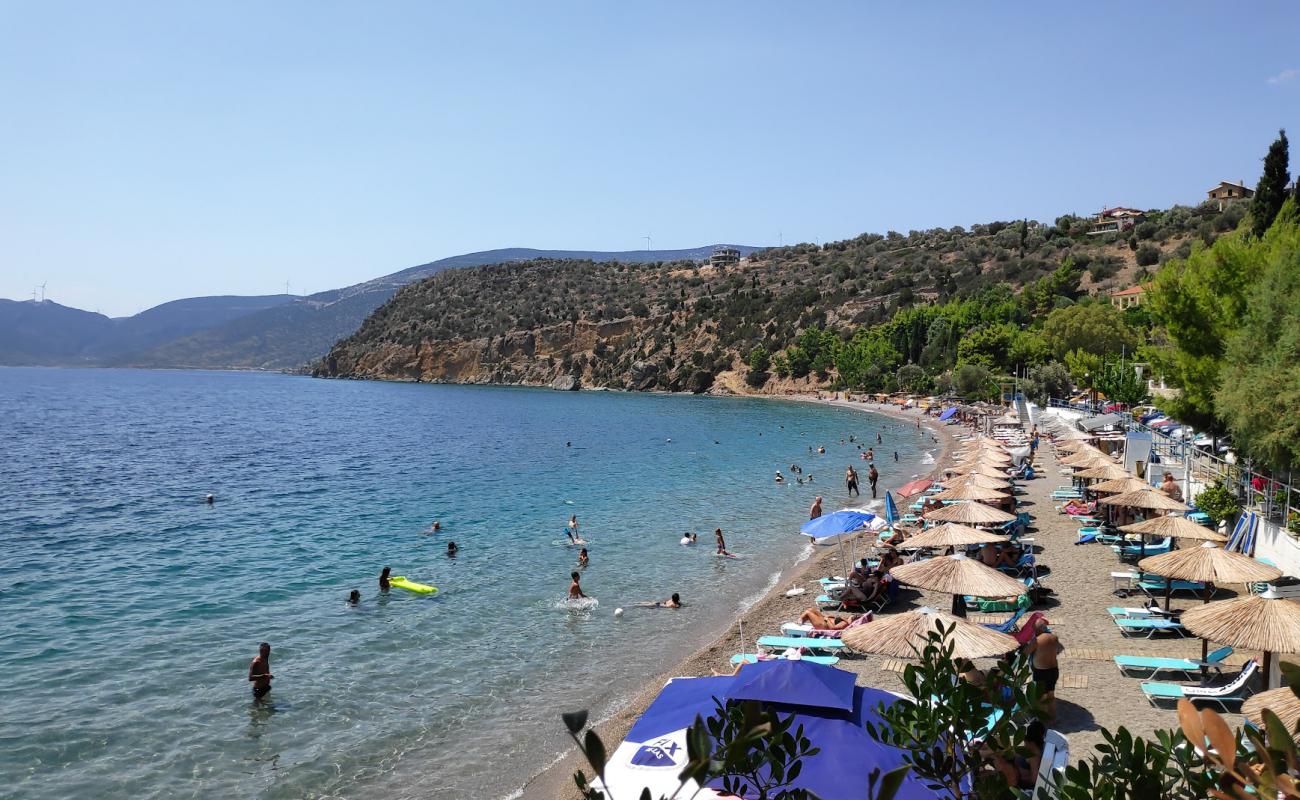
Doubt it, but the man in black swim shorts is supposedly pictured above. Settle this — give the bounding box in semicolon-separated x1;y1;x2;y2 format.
249;642;273;700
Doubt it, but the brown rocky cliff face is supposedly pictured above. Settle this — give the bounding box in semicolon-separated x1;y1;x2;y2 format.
318;315;679;388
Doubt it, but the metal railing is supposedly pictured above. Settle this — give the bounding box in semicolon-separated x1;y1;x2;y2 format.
1043;398;1300;535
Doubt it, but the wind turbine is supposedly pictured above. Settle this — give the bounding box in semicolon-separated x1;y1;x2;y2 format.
283;279;292;296
642;234;651;252
39;282;47;303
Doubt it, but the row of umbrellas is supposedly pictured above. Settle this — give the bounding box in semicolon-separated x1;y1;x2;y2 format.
1051;430;1300;696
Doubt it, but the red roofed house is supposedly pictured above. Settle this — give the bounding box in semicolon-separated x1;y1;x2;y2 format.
1089;207;1146;235
1109;285;1146;309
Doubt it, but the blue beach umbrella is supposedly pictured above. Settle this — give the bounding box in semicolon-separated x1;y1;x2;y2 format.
599;661;941;800
939;406;958;421
884;491;899;527
800;510;875;541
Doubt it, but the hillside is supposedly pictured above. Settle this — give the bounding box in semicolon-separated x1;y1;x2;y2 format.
1;245;757;369
318;203;1238;391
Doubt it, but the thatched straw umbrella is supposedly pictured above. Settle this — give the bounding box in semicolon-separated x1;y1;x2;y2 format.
890;552;1027;617
1100;489;1191;512
924;502;1017;526
1101;489;1191;558
1138;541;1282;653
1242;687;1300;730
897;523;1008;550
1119;516;1228;544
948;464;1012;480
842;606;1019;660
1073;464;1133;481
941;474;1011;490
930;484;1011;503
1181;589;1300;688
1061;450;1109;467
1091;477;1157;495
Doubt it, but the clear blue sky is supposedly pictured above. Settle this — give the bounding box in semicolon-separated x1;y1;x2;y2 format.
3;2;1298;316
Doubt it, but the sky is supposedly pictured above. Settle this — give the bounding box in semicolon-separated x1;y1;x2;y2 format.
2;2;1298;317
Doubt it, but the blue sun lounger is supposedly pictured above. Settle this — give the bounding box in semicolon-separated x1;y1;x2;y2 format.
1137;575;1215;597
1140;660;1257;710
756;635;848;652
731;653;840;666
1113;617;1188;637
1114;646;1233;678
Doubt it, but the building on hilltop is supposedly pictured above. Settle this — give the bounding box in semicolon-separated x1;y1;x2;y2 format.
1108;284;1146;309
1089;207;1146;236
709;247;741;268
1206;180;1255;211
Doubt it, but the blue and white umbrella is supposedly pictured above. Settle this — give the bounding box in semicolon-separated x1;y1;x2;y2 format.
594;660;941;799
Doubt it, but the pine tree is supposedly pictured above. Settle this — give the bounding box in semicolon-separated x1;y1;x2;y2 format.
1250;129;1290;237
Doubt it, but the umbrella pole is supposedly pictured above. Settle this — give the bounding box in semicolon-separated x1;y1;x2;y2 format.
1200;585;1210;676
1164;577;1172;613
1264;650;1274;691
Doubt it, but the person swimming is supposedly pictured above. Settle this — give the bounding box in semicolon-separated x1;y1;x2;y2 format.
578;548;589;567
680;532;694;546
568;571;588;599
646;593;682;608
775;471;785;483
348;589;361;605
432;520;441;532
446;541;458;556
379;566;391;592
205;493;215;505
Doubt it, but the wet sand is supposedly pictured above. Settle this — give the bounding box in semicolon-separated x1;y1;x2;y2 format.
519;400;959;799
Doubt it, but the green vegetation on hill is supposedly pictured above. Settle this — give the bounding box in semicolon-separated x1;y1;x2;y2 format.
320;202;1219;394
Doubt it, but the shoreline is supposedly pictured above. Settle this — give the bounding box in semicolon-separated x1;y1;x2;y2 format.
518;397;962;800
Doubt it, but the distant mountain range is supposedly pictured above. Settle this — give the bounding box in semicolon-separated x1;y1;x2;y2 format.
0;245;760;369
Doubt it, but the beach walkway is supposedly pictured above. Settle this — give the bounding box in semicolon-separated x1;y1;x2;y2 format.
826;432;1248;760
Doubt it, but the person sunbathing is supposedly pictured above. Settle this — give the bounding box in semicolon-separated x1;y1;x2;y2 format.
979;543;1001;567
798;608;850;630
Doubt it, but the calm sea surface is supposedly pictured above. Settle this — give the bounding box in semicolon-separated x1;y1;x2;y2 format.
0;368;935;799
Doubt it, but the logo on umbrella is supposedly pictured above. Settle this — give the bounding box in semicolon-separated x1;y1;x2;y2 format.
631;737;684;768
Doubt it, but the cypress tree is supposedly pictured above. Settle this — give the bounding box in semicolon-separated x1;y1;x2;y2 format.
1250;128;1290;237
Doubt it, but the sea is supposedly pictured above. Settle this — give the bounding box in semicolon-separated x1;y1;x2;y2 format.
0;368;936;799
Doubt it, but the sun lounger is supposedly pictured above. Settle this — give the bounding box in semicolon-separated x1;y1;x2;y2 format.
781;613;872;639
1113;537;1172;559
1106;606;1180;619
756;635;848;653
1017;730;1069;799
982;606;1027;634
1113;617;1188;637
1140;660;1258;710
1114;646;1233;678
730;653;840;666
1137;576;1215;598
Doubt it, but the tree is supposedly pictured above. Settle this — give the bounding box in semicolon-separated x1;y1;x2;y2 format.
895;363;928;394
1250;129;1290;238
1022;361;1072;405
952;364;994;400
1135;244;1161;267
1040;302;1139;360
1215;213;1300;468
1146;212;1292;432
748;345;771;374
1094;356;1149;407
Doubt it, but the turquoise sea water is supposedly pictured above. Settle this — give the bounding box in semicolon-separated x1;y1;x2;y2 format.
0;368;936;799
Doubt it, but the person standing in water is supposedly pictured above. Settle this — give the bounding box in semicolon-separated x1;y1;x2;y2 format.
578;548;589;567
715;528;733;557
248;642;273;700
876;432;882;445
809;495;823;520
566;515;580;544
568;571;588;599
379;566;391;592
866;447;874;461
845;466;860;497
868;464;880;498
446;541;458;556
